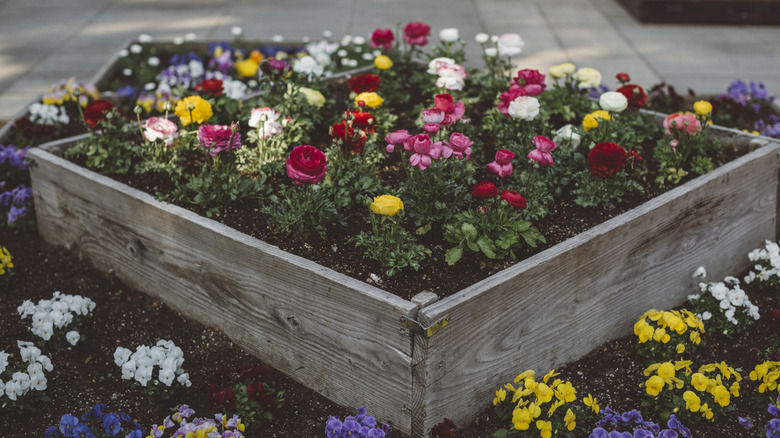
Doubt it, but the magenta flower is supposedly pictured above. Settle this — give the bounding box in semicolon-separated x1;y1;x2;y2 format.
408;134;441;170
286;144;327;185
527;136;557;167
421;109;445;133
497;86;528;115
196;123;241;157
433;94;465;126
486;149;515;177
384;129;412;153
442;132;473;160
511;69;546;96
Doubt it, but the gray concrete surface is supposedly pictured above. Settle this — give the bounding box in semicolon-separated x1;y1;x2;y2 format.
1;0;779;122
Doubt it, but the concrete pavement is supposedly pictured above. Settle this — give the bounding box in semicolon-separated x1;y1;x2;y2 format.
1;0;779;122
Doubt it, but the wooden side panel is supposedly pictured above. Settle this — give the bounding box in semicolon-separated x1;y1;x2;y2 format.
415;142;780;432
27;143;417;433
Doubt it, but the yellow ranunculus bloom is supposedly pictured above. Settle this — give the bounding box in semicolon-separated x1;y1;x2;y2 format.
582;110;611;132
355;92;384;109
174;96;213;126
374;55;393;70
235;58;259;78
298;87;326;107
646;375;664;396
548;62;576;79
694;100;712;116
683;390;701;412
370;195;404;216
536;420;552;438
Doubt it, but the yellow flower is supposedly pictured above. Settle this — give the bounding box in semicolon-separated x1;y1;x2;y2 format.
683;390;701;412
653;327;670;344
582;110;611;132
541;369;559;383
370;195;404;216
564;408;576;431
534;382;554;404
676;344;685;354
584;394;600;414
235;58;259;78
374;55;393;70
512;407;533;430
514;370;536;383
657;362;675;379
493;388;506;406
646;375;664;396
690;330;701;345
693;100;712;116
249;49;264;63
729;381;740;397
548;62;576;79
691;373;709;391
711;385;730;406
536;420;552;438
0;246;13;276
547;399;564;416
174;96;213;126
355;92;384;109
555;381;576;403
298;87;326;107
700;403;713;420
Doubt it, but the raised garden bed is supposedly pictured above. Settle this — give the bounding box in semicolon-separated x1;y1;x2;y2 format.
27;120;780;436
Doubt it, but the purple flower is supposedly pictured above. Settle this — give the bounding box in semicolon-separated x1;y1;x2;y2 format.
589;428;609;438
342;418;361;436
59;414;79;437
769;418;780;437
72;423;96;438
45;426;60;438
633;430;654;438
103;413;121;436
368;429;385;438
657;431;678;438
325;416;342;437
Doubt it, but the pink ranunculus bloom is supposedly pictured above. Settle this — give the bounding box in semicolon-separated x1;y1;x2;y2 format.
421;108;445;134
497;86;529;115
384;129;412;153
248;107;283;138
408;134;440;170
445;132;473;160
143;117;178;145
511;69;546;96
370;28;395;50
197;123;241;157
286;144;327;185
434;141;452;159
663;112;702;136
527;135;557;167
433;93;465;126
403;22;431;47
486;149;515;178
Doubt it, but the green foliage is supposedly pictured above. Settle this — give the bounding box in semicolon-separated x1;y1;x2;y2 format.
323;147;386;211
400;158;474;227
262;184;341;240
572;170;644;208
352;210;427;276
65;110;142;174
186;154;269;218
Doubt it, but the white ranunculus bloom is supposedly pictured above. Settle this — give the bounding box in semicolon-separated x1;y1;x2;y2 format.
497;33;524;57
553;124;581;149
439;28;459;43
599;91;628;113
508;96;540;121
353;36;365;45
293;55;324;79
484;47;497;57
427;57;456;75
475;33;489;43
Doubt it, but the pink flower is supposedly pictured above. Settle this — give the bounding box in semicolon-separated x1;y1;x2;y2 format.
527;136;557;167
442;132;473;160
384;129;412;153
433;94;465;126
663;112;702;136
197;123;241;157
435;63;468;91
286;145;327;185
511;69;546;96
408;134;440;170
497;86;528;115
248;107;283;138
421;109;445;133
143;117;178;145
403;22;431;47
370;28;395;49
486;149;515;178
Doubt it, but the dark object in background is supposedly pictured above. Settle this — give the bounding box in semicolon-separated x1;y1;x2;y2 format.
618;0;780;24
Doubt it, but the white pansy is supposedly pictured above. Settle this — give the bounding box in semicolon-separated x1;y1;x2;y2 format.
340;35;352;46
129;44;143;54
31;374;47;391
135;365;152;387
701;311;712;320
159;368;175;386
337;49;347;57
0;351;9;374
272;35;284;43
36;355;53;372
5;380;20;400
362;52;374;61
122;68;133;77
121;360;136;380
118;49;129;58
148;56;160;67
173;37;184;45
177;373;192;387
693;266;707;278
353;36;365;45
66;331;80;346
137;34;153;43
687;294;701;301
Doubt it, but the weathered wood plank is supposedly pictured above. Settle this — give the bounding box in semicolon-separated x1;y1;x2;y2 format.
416;140;780;432
27;141;417;432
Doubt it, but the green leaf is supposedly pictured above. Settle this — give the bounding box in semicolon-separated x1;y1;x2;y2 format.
492;429;510;438
461;223;478;241
445;246;463;266
477;235;497;259
416;223;432;235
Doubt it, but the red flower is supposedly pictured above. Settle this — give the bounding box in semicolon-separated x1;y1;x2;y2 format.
330;122;367;155
500;190;527;209
216;389;237;410
195;78;224;97
588;142;627;178
286;145;327;185
211;366;232;385
345;110;377;134
617;84;647;109
471;181;498;198
83;99;116;129
403;22;431;47
348;73;381;94
429;418;456;438
616;72;631;84
246;380;266;402
433;93;465;126
497;86;528;115
370;28;395;50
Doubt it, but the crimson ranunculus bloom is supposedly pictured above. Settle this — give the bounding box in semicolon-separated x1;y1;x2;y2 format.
330;121;367;155
348;73;381;94
616;72;631;84
370;28;395;49
588;142;627;178
471;181;498;199
83;99;116;128
497;87;528;114
345;110;377;134
403;21;431;46
617;84;647;109
433;93;465;125
511;69;546;96
286;145;327;185
195;78;224;97
501;190;527;209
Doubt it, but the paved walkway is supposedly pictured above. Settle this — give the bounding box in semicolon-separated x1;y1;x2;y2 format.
1;0;779;122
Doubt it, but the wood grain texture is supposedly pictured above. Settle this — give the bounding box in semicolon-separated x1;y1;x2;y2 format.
27;141;417;433
415;141;780;433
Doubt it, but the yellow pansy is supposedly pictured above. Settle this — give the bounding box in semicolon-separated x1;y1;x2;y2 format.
514;370;536;383
683;390;701;412
584;394;600;413
493;388;506;406
235;58;259;78
512;407;533;430
534;382;554;404
541;369;560;383
711;385;730;406
370;195;404;216
676;344;685;354
374;55;393;70
657;362;675;379
691;372;709;391
700;403;713;420
646;375;664;396
536;420;552;438
564;408;576;431
555;381;576;403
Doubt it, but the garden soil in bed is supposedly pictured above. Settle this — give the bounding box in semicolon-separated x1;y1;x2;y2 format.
2;226;779;437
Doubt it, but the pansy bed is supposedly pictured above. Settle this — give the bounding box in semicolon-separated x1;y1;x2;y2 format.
25;24;780;436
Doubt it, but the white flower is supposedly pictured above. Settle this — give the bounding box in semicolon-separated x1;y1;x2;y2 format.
439;28;459;43
553;124;581;149
340;35;352;46
118;49;129;58
30;374;47;391
177;373;192;387
435;64;468;91
322;30;332;38
173;37;184;45
122;68;133;77
36;355;53;372
361;52;374;61
135;365;152;387
231;26;243;36
490;35;499;43
508;96;540;121
701;311;712;320
129;44;143;54
427;57;456;75
0;380;4;395
0;351;8;374
144;82;156;91
687;294;701;301
292;55;324;79
66;331;80;346
5;380;21;401
17;300;35;317
719;299;732;310
159;368;175;387
709;282;728;300
26;362;43;379
353;36;365;45
121;360;136;380
148;56;160;67
272;34;284;43
475;33;490;43
337;49;347;57
137;34;153;43
249;107;284;137
693;266;707;278
748;304;760;320
485;47;497;57
497;33;524;57
12;372;30;391
599;91;628;113
573;67;602;88
725;307;736;321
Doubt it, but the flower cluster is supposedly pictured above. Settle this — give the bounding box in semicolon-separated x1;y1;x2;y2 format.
590;407;691;437
764;395;780;436
744;239;780;287
0;244;12;277
208;363;283;427
1;144;34;225
325;405;392;438
40;77;99;106
147;405;246;438
749;361;780;401
45;403;145;438
17;291;95;345
493;369;583;436
643;360;741;423
0;341;53;405
633;308;704;361
689;273;759;336
427;57;467;91
113;340;191;395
